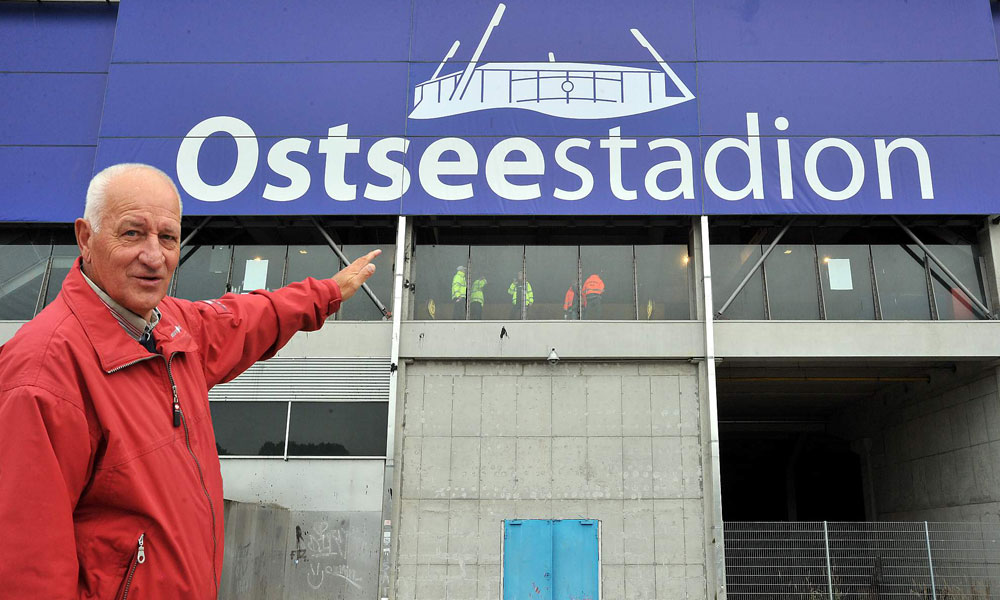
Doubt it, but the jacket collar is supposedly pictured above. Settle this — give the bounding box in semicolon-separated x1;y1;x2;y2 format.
62;259;197;372
81;268;160;341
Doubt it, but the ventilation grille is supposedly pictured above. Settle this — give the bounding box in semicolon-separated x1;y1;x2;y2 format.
209;357;391;402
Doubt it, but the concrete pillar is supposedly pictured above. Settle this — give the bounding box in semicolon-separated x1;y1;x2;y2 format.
850;437;879;521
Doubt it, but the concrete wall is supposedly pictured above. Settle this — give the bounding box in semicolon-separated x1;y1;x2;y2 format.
220;461;385;599
221;501;289;600
393;360;708;600
836;366;1000;522
220;500;381;600
222;459;384;512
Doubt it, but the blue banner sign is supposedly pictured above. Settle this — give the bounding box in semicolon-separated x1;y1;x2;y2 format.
19;0;1000;219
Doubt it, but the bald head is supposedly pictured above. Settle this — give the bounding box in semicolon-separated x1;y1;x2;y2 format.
85;164;182;233
75;164;183;318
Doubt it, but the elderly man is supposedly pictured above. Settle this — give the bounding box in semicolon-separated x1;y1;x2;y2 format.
0;163;379;598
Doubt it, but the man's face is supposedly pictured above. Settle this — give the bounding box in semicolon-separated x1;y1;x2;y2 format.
76;169;182;319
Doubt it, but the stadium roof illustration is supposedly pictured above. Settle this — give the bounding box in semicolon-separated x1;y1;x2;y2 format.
409;3;696;120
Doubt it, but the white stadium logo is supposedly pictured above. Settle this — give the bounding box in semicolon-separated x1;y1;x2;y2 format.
176;5;934;206
408;3;695;120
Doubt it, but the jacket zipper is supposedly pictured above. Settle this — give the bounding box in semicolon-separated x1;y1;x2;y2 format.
165;352;219;597
106;355;157;375
119;533;145;600
107;353;219;596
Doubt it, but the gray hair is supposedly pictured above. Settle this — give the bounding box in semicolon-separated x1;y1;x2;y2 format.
84;163;182;232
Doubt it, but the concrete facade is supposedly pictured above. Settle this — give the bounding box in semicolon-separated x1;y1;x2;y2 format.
837;366;1000;523
4;219;1000;600
394;360;708;600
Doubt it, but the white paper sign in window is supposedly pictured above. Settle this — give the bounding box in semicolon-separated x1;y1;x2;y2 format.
243;259;269;291
827;258;854;291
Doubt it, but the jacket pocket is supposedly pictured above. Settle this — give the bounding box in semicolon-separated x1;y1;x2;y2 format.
115;533;146;600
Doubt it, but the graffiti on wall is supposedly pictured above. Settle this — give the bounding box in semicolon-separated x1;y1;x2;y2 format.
287;511;380;600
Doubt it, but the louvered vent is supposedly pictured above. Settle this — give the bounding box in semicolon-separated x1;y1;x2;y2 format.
208;357;391;402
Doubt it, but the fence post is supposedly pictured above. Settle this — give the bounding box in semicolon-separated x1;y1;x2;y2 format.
824;521;834;600
925;521;937;600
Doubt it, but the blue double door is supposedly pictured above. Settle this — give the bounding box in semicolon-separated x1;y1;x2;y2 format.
503;519;600;600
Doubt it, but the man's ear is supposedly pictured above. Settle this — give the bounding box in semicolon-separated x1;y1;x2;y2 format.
75;218;93;264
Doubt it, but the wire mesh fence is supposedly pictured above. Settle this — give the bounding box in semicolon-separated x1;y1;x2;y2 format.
724;522;1000;600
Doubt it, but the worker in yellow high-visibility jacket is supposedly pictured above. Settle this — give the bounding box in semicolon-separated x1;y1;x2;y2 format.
451;265;467;319
469;273;487;320
507;270;533;319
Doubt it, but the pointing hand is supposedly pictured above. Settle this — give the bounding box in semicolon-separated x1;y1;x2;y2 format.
333;249;381;301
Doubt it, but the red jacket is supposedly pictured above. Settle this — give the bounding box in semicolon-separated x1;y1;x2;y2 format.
0;260;342;599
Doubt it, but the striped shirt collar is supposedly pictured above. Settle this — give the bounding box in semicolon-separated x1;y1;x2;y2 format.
81;270;161;342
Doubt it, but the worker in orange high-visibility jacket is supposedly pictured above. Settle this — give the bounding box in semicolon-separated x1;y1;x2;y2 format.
582;272;605;319
563;281;579;320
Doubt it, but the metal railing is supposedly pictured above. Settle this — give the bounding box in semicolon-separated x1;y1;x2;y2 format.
725;522;1000;600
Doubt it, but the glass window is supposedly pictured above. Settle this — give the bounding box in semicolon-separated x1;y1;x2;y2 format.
580;246;636;320
230;246;287;294
817;245;876;320
525;246;579;320
174;245;233;301
210;401;287;456
285;244;338;321
927;244;988;320
635;245;690;320
711;244;765;319
44;245;82;306
872;244;931;320
0;243;51;319
763;244;820;320
470;245;524;320
287;402;388;457
285;244;337;284
413;245;469;320
339;244;394;321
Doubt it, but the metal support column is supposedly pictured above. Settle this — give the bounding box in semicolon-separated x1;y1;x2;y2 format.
716;219;794;317
891;215;994;319
179;216;212;249
379;216;407;600
977;216;1000;312
699;216;727;600
174;217;214;276
311;216;390;318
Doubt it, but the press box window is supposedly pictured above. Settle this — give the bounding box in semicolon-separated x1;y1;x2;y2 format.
174;245;233;301
173;243;393;320
502;519;600;600
231;245;286;293
711;244;765;319
818;245;876;320
287;402;388;457
0;243;52;319
210;400;388;458
43;245;81;307
413;243;692;321
211;401;287;457
336;244;394;321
